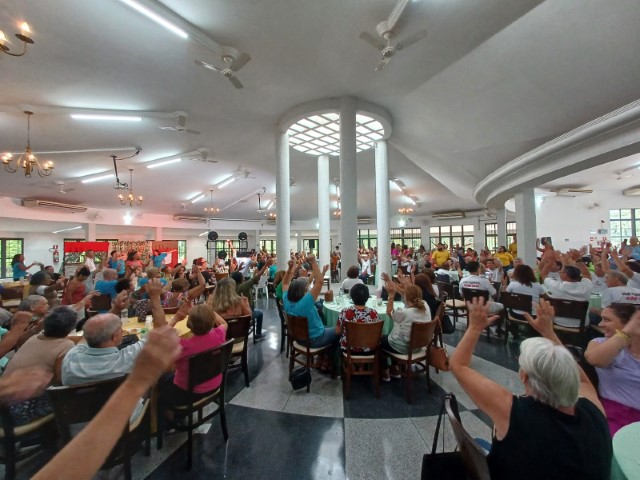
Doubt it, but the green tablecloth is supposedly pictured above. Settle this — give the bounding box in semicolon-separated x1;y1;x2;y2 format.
611;422;640;480
590;293;602;310
323;299;404;335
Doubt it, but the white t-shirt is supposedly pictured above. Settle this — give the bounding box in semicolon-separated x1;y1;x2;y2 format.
388;301;432;354
340;277;363;292
361;259;372;275
436;269;459;282
459;275;496;296
591;275;607;295
601;285;640;308
506;281;544;314
543;277;592;327
84;257;96;273
629;272;640;290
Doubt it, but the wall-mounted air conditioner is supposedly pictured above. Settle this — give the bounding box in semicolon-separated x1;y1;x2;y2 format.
357;217;371;224
22;199;87;213
172;215;207;223
554;188;593;197
623;186;640;196
432;211;465;220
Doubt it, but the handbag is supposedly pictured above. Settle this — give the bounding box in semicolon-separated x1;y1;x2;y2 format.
289;367;312;391
421;393;466;480
440;314;455;334
429;326;450;372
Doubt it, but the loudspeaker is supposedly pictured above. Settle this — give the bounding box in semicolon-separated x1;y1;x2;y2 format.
208;231;219;241
238;232;247;241
309;239;316;249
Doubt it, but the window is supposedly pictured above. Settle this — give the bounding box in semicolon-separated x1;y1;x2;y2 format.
506;221;517;249
260;240;276;254
209;239;242;263
177;240;187;263
357;229;377;249
62;238;86;265
485;223;498;252
429;225;474;251
610;209;640;246
390;228;422;250
1;238;24;278
303;239;319;255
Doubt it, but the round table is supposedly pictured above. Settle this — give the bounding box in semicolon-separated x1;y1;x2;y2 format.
611;422;640;480
322;299;404;335
122;315;192;338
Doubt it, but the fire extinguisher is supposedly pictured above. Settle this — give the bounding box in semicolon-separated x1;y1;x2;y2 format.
52;246;60;264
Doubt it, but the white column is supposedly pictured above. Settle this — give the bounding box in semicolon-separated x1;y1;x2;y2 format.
296;232;303;253
375;140;390;285
155;226;163;242
85;223;96;241
496;208;507;248
276;131;291;269
339;96;357;279
514;188;537;267
318;155;331;269
255;229;261;252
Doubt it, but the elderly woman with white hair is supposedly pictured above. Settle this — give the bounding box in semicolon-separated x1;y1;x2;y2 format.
450;298;611;480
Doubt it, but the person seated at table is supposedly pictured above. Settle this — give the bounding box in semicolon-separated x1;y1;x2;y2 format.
485;258;504;283
506;264;544;319
585;303;640;435
95;268;119;304
380;280;432;381
506;257;524;281
163;265;204;308
29;270;65;307
435;261;460;284
283;256;337;350
18;295;50;323
413;273;440;318
458;261;504;314
335;284;380;354
340;266;364;293
209;278;252;319
451;298;611;480
158;303;228;409
61;267;91;306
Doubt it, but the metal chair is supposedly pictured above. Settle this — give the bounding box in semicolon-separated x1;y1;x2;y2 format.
287;315;335;393
341;320;384;399
225;314;253;387
156;339;234;470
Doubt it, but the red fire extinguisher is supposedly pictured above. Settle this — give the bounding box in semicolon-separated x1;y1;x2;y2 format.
52;245;60;264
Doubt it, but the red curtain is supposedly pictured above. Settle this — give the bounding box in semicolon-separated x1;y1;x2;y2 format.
63;241;110;253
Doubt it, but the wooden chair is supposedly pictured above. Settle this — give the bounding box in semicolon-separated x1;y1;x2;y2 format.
225;314;253;387
444;394;491;480
341;320;384;399
275;298;288;355
214;272;229;283
0;287;23;312
287;315;335;393
548;297;590;346
47;376;151;480
383;319;439;404
500;291;534;344
157;339;234;470
162;306;180;314
85;293;113;318
0;406;55;480
438;281;466;326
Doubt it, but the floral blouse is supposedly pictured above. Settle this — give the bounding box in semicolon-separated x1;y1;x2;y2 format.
337;305;379;352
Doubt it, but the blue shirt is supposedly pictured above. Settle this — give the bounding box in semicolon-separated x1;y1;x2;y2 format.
151;253;167;268
268;264;277;279
12;263;26;280
108;258;125;275
137;277;167;299
283;292;324;339
95;279;118;302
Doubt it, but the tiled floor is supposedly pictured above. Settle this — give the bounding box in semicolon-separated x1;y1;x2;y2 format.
5;292;527;479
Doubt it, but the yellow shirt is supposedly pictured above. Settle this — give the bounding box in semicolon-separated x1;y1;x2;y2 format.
431;250;450;267
508;241;517;256
495;252;514;266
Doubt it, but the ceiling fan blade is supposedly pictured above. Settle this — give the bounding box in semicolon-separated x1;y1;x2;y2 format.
158;126;177;131
228;75;244;89
396;29;427;50
183;128;201;135
230;53;251;72
375;58;390;71
195;60;223;73
359;32;385;50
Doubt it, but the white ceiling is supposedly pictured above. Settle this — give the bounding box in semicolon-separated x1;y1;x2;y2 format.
1;0;639;224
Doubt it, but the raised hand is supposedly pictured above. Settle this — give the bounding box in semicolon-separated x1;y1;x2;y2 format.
127;326;181;390
466;297;499;330
524;299;555;339
145;278;164;298
0;367;52;405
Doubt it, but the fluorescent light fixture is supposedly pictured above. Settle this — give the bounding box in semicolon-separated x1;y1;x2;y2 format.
119;0;188;39
147;157;182;169
265;200;274;210
81;173;115;184
190;193;205;203
217;177;236;189
406;195;417;206
71;114;143;122
391;179;404;192
52;226;82;234
198;231;209;237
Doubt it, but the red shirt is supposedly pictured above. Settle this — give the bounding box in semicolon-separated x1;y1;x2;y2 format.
173;325;226;393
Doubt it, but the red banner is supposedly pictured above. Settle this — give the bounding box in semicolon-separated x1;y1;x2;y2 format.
63;241;110;253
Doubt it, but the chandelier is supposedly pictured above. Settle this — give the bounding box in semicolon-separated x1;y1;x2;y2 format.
118;169;143;206
0;22;34;57
204;189;219;214
398;207;414;215
2;111;54;177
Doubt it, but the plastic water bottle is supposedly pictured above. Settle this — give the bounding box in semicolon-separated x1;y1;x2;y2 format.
144;318;153;338
120;308;128;326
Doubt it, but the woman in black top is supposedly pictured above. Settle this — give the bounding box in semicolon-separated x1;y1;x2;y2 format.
450;298;611;480
413;273;439;318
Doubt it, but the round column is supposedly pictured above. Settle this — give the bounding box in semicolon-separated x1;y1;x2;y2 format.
375;140;390;285
339;96;357;279
276;131;291;269
318;155;331;269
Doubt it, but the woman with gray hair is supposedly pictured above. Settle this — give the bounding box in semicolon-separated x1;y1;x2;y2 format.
450;298;611;480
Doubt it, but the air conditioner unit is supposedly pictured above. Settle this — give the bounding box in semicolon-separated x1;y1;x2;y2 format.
357;217;371;225
22;199;87;213
432;211;465;220
623;186;640;196
172;215;207;223
554;188;593;197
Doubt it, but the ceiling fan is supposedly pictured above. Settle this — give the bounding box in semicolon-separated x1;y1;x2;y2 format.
158;114;200;135
194;47;251;89
55;181;74;194
233;165;256;179
186;148;217;164
359;0;426;71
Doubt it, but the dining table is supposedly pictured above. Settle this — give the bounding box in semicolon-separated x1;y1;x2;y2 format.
122;314;192;338
611;421;640;480
322;298;405;335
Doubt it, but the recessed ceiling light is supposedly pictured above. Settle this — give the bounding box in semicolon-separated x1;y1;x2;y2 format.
71;114;142;122
81;173;115;184
190;193;205;203
146;157;182;169
52;226;82;234
218;177;236;189
198;231;209;237
118;0;188;39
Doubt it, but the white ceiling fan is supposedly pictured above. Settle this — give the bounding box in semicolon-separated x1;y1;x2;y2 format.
158;114;201;135
195;46;251;89
359;0;427;71
233;165;256;179
186;148;217;164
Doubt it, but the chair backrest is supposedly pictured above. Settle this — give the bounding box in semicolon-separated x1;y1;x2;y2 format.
0;287;22;301
256;275;268;288
286;314;310;342
500;291;532;312
461;288;490;302
434;300;446;321
188;339;234;391
409;320;439;351
547;297;589;328
163;306;180;314
444;395;491;480
224;315;252;345
91;293;113;311
275;297;286;324
215;272;229;282
436;273;452;285
343;320;383;351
